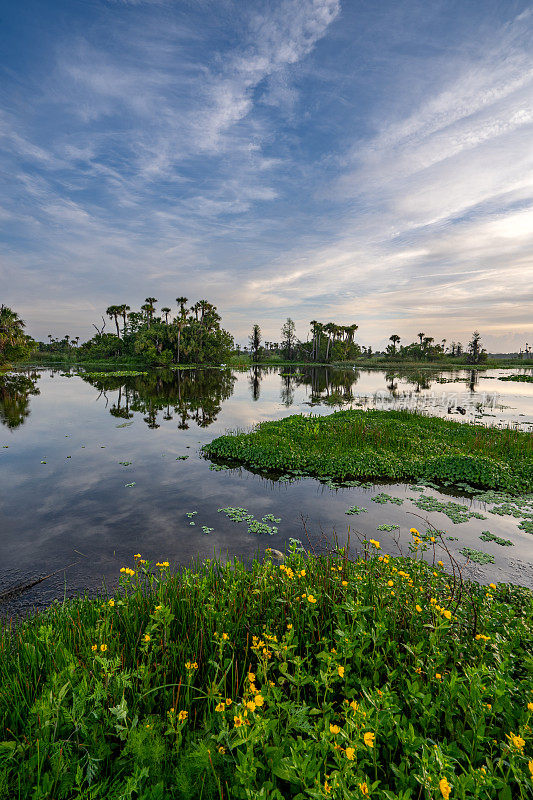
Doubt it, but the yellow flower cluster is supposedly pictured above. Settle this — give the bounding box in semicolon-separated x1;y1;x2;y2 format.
120;567;135;576
185;660;199;670
506;732;525;751
279;564;295;579
368;539;381;549
439;777;451;799
156;561;169;568
475;634;491;641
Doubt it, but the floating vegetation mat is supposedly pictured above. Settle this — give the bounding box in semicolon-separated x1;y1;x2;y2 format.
203;409;533;493
499;374;533;382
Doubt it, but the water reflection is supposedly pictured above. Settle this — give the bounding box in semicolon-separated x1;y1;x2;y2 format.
80;368;236;429
0;371;40;428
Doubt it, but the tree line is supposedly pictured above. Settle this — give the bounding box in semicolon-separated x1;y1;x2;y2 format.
245;320;487;364
37;298;234;366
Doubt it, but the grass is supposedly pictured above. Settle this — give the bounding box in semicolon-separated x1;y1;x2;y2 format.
1;542;532;800
202;409;533;494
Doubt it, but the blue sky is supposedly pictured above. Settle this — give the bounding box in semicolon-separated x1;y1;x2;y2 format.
1;0;532;349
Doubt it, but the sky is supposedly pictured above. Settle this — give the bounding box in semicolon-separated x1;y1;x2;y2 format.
1;0;532;350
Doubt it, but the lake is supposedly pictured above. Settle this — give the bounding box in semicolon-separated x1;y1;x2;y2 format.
1;364;532;613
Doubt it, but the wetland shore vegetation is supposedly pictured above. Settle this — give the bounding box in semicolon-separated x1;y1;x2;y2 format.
1;546;533;799
203;409;533;494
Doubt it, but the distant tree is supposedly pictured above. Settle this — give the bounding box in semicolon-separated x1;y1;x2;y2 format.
161;307;171;324
144;297;158;321
176;297;188;316
106;305;121;338
249;324;262;363
117;304;130;336
281;318;297;361
467;331;486;364
389;334;401;353
417;332;425;346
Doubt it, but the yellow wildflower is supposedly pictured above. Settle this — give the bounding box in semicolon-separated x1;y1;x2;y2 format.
233;715;245;728
363;732;375;748
330;724;341;735
215;702;225;712
246;700;256;713
248;672;256;682
345;746;355;760
359;782;369;796
436;673;442;680
529;759;533;778
439;777;451;799
387;580;394;587
218;746;226;754
368;539;380;549
133;553;141;558
324;780;331;795
506;732;525;751
287;623;293;630
100;644;107;652
178;710;188;722
155;605;162;611
342;580;348;586
528;702;533;712
222;633;229;640
415;604;422;612
108;599;115;607
91;644;97;652
410;528;419;535
307;594;317;604
255;694;264;707
225;698;232;706
350;700;359;712
442;609;452;620
338;666;345;678
489;583;496;590
437;561;444;567
143;634;151;643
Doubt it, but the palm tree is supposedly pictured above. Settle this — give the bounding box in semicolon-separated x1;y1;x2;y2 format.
417;332;425;346
161;307;171;324
323;322;335;361
118;304;130;336
389;334;401;353
0;305;30;363
106;306;121;337
176;297;188;317
144;298;158;322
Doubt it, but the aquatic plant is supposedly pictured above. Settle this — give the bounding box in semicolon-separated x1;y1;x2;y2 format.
202;410;533;493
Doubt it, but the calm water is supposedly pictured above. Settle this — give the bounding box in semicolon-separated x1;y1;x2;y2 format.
1;364;532;613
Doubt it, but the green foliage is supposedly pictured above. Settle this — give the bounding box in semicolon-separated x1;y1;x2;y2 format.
71;299;234;367
479;531;514;547
0;306;35;365
203;409;533;493
459;548;495;565
1;551;532;799
499;374;533;383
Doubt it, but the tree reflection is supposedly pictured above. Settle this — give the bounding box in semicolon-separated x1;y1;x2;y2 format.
283;367;360;407
0;371;40;429
81;368;236;429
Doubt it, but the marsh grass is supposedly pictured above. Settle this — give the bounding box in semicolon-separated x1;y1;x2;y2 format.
1;538;532;799
203;409;533;493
